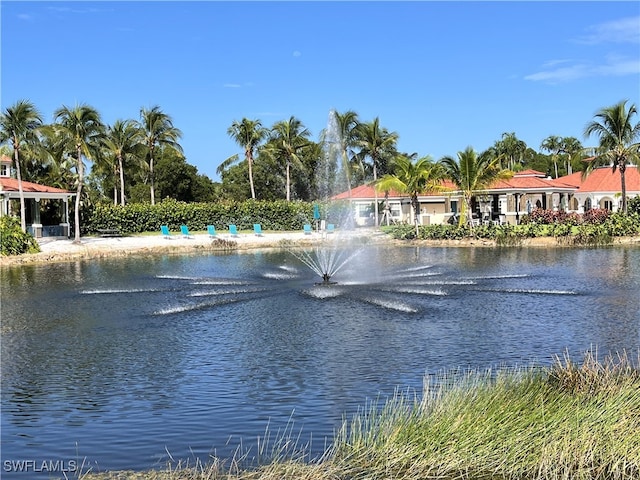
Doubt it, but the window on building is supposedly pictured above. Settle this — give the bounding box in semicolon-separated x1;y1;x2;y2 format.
357;204;372;218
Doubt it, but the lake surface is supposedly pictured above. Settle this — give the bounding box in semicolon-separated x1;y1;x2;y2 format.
1;245;639;477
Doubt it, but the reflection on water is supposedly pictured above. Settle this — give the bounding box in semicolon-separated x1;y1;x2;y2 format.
1;246;639;476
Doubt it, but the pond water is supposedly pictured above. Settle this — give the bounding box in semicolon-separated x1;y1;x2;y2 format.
1;245;639;477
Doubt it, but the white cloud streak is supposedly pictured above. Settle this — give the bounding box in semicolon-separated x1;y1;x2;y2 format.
525;55;640;84
526;16;640;84
577;16;640;45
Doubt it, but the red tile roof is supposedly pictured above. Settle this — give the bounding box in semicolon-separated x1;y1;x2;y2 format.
557;165;640;193
489;172;575;191
332;171;572;200
0;177;72;194
513;169;547;176
331;181;457;200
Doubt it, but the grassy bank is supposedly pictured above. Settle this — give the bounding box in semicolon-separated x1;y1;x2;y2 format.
80;350;640;480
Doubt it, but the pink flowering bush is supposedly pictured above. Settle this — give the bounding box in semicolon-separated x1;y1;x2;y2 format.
582;208;610;224
523;208;581;225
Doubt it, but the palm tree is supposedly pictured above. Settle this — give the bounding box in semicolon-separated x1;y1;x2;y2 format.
584;100;640;214
333;110;360;199
440;146;512;228
139;106;183;205
355;117;398;226
0;100;43;232
53;103;105;243
540;135;562;179
103;119;143;205
493;132;527;171
223;118;267;200
268;116;311;201
541;135;583;178
559;136;583;175
376;155;445;238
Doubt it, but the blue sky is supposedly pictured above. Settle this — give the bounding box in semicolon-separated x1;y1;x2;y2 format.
2;1;639;182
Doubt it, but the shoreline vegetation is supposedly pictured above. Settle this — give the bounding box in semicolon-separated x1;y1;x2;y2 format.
78;350;640;480
1;228;640;268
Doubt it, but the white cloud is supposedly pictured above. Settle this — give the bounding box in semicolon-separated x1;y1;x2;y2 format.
526;17;640;85
223;82;255;89
293;50;302;57
577;16;640;45
525;54;640;84
525;64;590;84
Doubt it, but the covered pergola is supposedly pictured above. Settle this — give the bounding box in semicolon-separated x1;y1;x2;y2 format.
0;177;74;238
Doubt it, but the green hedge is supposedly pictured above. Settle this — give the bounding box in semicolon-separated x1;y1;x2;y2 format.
382;211;640;245
0;216;40;256
84;199;332;234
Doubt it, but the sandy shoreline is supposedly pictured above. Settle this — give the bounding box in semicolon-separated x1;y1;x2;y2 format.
2;229;639;267
0;228;393;266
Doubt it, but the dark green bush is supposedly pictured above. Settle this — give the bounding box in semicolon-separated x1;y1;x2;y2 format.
627;196;640;215
85;199;317;234
0;216;40;255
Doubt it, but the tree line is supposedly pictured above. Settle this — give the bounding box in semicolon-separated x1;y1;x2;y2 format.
1;99;638;241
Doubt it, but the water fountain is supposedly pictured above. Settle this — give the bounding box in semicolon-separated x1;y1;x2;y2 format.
288;245;362;284
288;109;358;284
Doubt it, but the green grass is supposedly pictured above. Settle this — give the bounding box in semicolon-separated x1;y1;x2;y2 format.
81;350;640;480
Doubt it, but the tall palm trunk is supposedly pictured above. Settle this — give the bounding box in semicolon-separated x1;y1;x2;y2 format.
118;154;126;206
412;193;420;238
149;151;156;205
73;144;84;243
12;143;27;232
619;159;627;213
247;148;256;200
341;150;352;199
113;163;118;205
384;190;390;226
285;159;291;202
373;162;379;227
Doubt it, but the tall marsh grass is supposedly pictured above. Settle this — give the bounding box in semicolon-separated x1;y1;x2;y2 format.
83;350;639;480
335;349;640;480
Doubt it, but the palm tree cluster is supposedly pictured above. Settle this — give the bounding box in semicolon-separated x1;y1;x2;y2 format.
0;101;195;241
220;110;401;210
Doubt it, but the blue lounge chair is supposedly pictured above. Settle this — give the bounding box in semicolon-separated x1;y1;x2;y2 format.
326;223;335;234
161;225;172;239
207;225;217;238
180;225;194;238
303;224;312;235
229;224;238;237
253;223;263;236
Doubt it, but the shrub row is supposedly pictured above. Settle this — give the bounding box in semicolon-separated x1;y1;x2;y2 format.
383;211;640;245
84;199;350;234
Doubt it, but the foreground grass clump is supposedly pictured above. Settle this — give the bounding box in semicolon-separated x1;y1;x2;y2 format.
82;351;640;480
335;350;640;480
